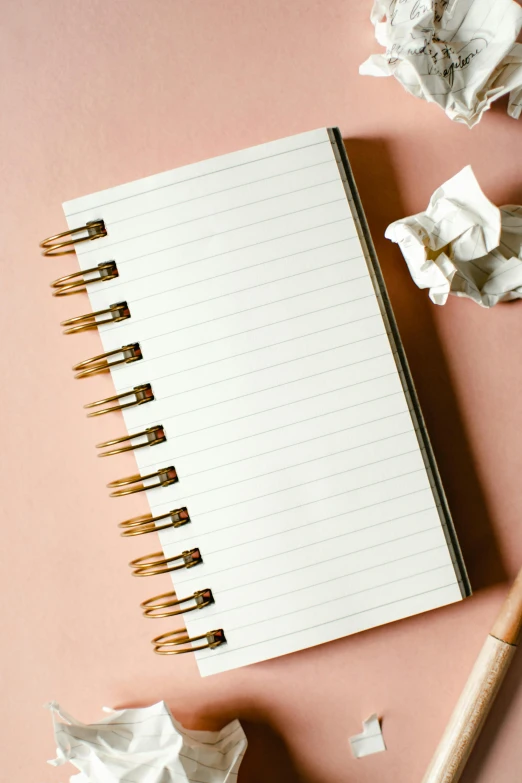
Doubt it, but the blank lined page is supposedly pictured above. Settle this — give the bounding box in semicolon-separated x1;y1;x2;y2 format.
64;128;465;676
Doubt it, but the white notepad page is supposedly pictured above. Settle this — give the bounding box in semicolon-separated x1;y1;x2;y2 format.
64;128;466;676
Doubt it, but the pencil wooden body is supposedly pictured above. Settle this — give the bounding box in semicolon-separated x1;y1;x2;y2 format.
422;634;516;783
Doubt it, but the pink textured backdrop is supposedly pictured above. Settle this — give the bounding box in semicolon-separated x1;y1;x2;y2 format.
1;2;522;781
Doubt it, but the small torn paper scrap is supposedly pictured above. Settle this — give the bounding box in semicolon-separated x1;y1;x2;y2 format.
359;0;522;127
386;166;522;307
46;700;247;783
349;714;387;759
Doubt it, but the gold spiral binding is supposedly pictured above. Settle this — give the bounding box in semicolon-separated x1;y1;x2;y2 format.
73;343;142;379
108;466;178;497
61;302;130;334
40;220;107;256
51;261;118;297
130;547;202;577
84;384;154;417
97;425;166;457
141;588;213;618
153;628;225;655
119;507;189;537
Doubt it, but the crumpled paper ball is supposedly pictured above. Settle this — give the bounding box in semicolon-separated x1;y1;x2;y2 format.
359;0;522;127
385;166;522;307
46;701;247;783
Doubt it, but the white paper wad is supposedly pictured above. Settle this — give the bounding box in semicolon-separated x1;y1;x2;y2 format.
386;166;522;307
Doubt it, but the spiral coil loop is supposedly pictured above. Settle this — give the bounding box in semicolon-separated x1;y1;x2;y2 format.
108;466;178;497
51;261;118;296
152;628;225;655
73;343;142;379
130;547;202;577
141;589;213;618
42;214;225;659
84;384;154;417
40;220;107;256
97;426;166;457
119;508;189;537
61;302;130;334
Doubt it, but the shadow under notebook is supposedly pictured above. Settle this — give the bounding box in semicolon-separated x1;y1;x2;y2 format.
343;136;507;593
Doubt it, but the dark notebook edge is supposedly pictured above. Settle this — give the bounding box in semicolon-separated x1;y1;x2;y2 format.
328;127;471;599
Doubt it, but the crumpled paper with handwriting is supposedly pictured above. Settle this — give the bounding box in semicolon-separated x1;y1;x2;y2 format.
46;701;247;783
385;166;522;307
360;0;522;127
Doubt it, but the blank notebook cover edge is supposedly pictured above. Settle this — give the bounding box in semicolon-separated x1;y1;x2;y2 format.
328;127;471;598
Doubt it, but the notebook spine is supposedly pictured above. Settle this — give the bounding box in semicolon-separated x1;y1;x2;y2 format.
40;221;226;657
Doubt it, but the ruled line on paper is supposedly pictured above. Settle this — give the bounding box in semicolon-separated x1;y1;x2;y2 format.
158;341;388;402
129;308;382;388
111;270;370;346
104;251;365;326
71;716;242;748
165;470;430;576
64;137;331;217
176;487;433;545
82;197;349;264
108;158;336;227
172;521;447;622
107;292;377;376
100;216;353;291
194;520;441;585
57;720;246;779
204;583;458;660
127;387;407;494
131;327;386;414
134;299;379;368
166;422;411;481
136;392;405;468
207;540;444;606
80;177;343;254
167;486;433;552
144;270;373;339
149;373;399;436
129;237;356;304
223;561;452;631
205;516;438;568
169;440;419;502
190;563;453;659
200;507;440;575
161;450;422;529
67;128;463;675
152;462;427;518
147;352;391;417
136;408;409;471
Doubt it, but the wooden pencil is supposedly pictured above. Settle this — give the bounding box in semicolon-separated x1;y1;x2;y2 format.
422;566;522;783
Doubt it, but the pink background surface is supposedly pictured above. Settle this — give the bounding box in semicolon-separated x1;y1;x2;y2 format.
2;2;522;781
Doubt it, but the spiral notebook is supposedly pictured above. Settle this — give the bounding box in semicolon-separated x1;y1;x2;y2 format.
41;128;470;676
